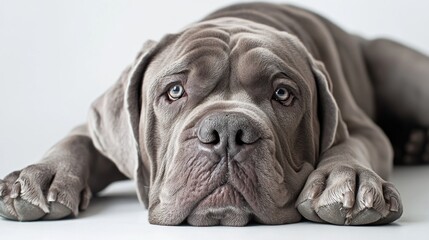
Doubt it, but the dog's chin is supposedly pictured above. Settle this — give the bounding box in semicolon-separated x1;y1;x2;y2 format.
186;184;251;226
148;182;301;226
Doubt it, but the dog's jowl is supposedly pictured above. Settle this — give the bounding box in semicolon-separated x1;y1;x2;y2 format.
5;2;429;225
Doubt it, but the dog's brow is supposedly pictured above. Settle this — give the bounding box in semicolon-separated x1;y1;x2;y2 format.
275;67;305;86
150;61;188;83
158;62;189;79
272;72;300;89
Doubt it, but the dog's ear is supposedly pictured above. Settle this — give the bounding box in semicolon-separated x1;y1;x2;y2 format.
284;33;348;155
308;56;347;154
87;39;161;207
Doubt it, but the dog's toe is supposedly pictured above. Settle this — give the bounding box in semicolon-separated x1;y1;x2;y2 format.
296;172;326;223
45;174;91;217
296;200;324;223
0;172;21;220
349;208;381;225
13;199;46;221
373;183;403;224
316;202;349;225
0;197;18;220
43;202;72;220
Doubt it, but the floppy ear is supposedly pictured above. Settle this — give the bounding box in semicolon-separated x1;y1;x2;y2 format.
308;56;345;154
284;32;348;155
87;40;159;207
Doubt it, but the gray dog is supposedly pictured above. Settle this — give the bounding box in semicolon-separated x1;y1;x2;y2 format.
2;2;429;226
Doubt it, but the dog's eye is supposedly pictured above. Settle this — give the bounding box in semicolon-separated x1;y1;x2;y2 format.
274;87;290;100
273;87;294;105
168;84;185;100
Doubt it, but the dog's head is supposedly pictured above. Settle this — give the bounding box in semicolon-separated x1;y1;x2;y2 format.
88;18;341;226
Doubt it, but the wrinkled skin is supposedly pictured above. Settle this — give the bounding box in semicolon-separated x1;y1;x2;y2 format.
143;20;319;225
7;2;429;226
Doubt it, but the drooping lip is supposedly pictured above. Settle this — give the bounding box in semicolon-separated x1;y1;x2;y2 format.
149;129;295;225
186;184;251;226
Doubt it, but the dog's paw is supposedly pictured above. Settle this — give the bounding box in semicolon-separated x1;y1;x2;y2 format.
0;164;91;221
296;165;402;225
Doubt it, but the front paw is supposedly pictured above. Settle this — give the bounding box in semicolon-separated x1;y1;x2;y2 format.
296;165;402;225
0;164;91;221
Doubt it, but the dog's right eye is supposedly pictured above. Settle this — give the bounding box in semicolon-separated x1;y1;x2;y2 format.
168;84;185;101
272;87;294;106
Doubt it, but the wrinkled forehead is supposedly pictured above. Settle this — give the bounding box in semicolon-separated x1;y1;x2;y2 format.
146;17;312;86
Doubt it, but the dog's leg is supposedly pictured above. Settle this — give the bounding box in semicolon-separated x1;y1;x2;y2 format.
0;125;127;221
363;39;429;164
296;54;403;224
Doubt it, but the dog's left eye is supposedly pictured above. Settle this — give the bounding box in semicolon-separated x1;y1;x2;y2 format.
168;84;185;100
273;87;294;105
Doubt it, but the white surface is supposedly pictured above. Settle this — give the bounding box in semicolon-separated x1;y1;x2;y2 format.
1;166;428;239
1;0;429;239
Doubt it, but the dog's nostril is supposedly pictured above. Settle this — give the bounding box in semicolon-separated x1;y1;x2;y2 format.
211;130;220;145
198;126;221;144
198;113;261;150
235;129;245;145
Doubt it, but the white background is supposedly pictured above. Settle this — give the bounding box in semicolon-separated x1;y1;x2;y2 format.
1;0;429;175
1;0;429;239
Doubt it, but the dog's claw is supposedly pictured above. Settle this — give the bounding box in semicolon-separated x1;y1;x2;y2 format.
342;191;354;209
47;189;58;203
345;213;353;225
363;190;374;208
390;197;399;212
308;182;324;200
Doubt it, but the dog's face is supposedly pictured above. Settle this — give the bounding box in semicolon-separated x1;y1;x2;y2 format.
136;18;337;226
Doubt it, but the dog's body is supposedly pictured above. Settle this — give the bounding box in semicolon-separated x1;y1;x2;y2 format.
1;2;429;225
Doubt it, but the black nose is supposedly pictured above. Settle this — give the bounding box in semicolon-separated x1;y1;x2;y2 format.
197;112;261;157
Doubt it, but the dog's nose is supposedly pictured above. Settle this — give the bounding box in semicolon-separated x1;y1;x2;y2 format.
197;112;261;157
